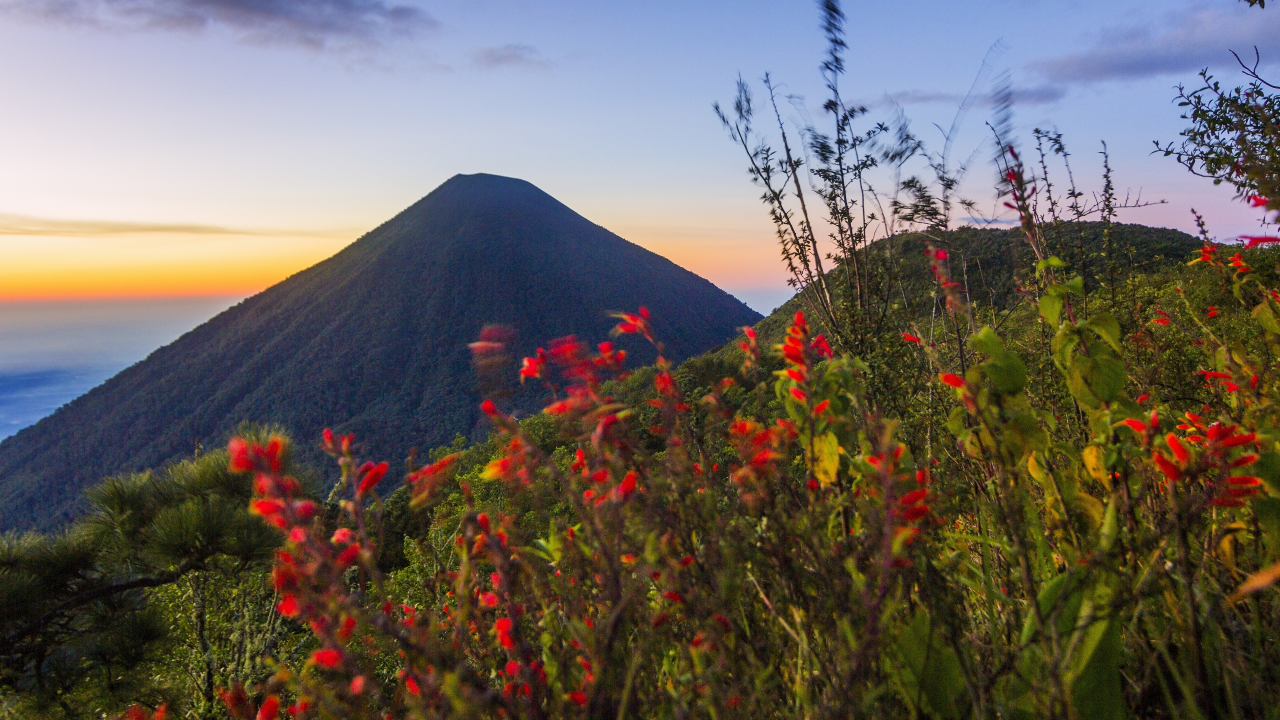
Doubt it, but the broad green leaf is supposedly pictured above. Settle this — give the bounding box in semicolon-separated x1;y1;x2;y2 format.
1039;293;1065;326
888;610;967;718
969;326;1006;356
1085;313;1122;353
1255;301;1280;334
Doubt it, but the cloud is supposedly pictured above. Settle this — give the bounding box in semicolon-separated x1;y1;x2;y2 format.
471;43;547;70
2;0;437;49
1030;5;1280;84
869;85;1066;109
0;213;350;238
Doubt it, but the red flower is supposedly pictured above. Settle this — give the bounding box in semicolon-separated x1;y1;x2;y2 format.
250;499;284;517
568;691;588;706
1119;418;1147;435
1165;434;1190;465
617;471;637;500
228;438;253;473
939;373;965;389
331;527;354;544
349;675;366;695
1190;244;1217;265
1244;235;1280;250
519;349;547;381
336;544;361;567
405;677;421;695
790;387;808;402
481;399;498;416
277;594;299;618
356;461;387;495
481;592;499;607
311;649;342;669
810;334;833;359
654;371;676;396
902;333;922;344
903;505;930;522
899;489;928;506
256;696;279;720
1153;452;1181;485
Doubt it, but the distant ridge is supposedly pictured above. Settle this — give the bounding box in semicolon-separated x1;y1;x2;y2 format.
0;174;761;530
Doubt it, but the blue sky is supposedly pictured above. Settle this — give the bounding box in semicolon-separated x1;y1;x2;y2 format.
0;0;1275;435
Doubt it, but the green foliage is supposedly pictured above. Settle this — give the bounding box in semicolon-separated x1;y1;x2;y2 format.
0;426;295;718
1158;55;1280;207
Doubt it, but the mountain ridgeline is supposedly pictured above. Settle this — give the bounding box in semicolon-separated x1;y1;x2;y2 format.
0;174;762;531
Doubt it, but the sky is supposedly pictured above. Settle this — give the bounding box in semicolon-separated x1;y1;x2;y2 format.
0;0;1277;436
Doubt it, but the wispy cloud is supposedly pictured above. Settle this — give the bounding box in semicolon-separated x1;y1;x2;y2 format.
0;213;351;238
1030;5;1280;84
1;0;437;49
471;43;548;70
869;85;1066;109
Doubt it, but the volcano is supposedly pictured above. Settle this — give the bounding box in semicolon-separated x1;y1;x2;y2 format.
0;174;761;530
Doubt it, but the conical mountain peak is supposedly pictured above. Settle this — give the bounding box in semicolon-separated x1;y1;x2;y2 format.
0;176;761;530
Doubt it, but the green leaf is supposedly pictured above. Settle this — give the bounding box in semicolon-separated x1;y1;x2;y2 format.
1039;293;1065;326
1254;301;1280;334
888;610;967;718
1037;256;1068;273
1068;615;1125;720
1085;313;1123;353
969;326;1006;356
1254;497;1280;559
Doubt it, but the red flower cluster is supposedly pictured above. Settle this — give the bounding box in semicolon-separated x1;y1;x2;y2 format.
1152;414;1263;507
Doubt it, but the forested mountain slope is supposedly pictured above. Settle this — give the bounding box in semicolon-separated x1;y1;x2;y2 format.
0;174;761;531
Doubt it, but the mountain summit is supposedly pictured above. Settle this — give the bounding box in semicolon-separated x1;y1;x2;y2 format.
0;174;761;530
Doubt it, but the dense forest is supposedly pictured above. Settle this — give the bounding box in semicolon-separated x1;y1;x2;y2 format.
6;1;1280;718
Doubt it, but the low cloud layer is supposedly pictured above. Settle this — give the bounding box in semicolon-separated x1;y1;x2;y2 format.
871;85;1066;108
2;0;436;48
1031;6;1280;84
471;43;547;69
0;213;350;238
